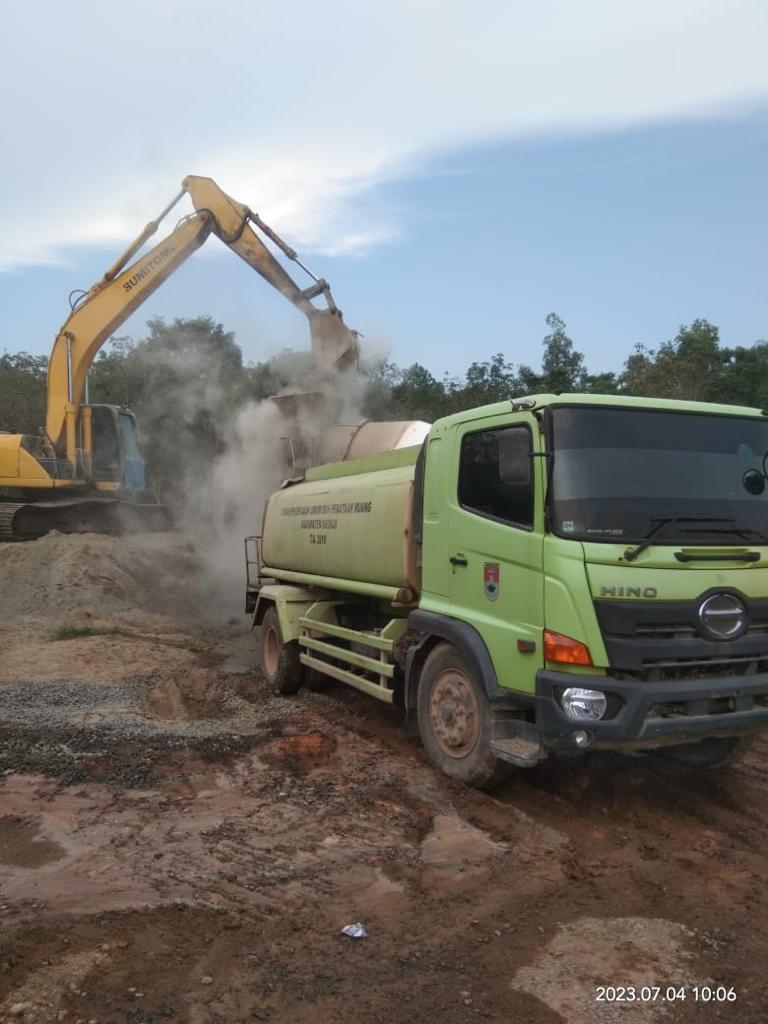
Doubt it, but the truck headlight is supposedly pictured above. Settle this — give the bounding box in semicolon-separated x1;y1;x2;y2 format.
560;687;607;721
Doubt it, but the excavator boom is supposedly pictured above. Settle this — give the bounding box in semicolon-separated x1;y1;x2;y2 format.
46;175;359;461
182;176;358;376
46;212;212;455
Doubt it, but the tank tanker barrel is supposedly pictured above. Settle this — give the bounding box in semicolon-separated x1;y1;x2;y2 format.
261;447;424;605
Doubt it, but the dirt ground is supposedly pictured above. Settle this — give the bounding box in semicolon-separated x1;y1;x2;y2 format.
1;533;767;1023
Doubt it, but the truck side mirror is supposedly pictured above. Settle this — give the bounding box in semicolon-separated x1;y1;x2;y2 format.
498;429;532;487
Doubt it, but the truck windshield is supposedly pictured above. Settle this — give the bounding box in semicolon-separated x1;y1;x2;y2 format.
549;406;768;544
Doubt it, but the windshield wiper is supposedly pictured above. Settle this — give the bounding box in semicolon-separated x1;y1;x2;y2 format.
623;516;736;562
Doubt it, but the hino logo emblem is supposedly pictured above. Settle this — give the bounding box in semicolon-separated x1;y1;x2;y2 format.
698;593;747;640
600;586;657;598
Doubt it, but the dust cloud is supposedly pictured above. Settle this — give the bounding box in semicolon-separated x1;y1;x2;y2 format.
123;322;392;620
185;398;285;618
180;361;368;620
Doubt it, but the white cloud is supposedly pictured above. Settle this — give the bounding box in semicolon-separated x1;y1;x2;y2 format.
1;0;767;269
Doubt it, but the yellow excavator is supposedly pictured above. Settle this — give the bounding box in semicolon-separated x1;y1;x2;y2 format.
0;176;359;539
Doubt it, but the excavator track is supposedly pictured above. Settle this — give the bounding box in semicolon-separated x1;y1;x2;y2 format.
0;498;173;541
0;503;26;540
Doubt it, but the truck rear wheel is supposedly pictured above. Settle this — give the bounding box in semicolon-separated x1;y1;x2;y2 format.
417;643;512;790
260;606;302;695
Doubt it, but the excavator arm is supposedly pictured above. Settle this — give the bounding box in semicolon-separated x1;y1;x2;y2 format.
183;176;358;379
46;176;359;465
46;210;212;465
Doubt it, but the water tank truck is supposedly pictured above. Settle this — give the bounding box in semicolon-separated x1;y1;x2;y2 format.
247;393;768;787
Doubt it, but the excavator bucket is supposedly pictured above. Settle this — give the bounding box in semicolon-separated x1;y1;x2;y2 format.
308;309;359;374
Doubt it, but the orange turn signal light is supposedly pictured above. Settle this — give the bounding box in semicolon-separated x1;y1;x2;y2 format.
543;630;592;666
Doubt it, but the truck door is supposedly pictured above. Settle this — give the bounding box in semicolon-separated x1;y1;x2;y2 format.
447;413;545;695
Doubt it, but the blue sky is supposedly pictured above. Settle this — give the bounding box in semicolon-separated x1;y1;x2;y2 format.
1;1;767;381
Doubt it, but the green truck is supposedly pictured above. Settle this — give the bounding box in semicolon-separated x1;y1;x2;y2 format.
246;393;768;787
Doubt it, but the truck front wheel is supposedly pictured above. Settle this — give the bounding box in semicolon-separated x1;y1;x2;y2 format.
417;643;512;790
260;606;302;695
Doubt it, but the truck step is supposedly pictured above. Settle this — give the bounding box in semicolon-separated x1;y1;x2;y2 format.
490;735;545;768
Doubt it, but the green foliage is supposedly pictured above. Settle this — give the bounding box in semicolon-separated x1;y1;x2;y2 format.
359;359;402;419
361;315;593;420
710;343;768;409
584;370;619;394
615;318;768;405
360;359;450;421
88;336;141;407
391;363;448;421
620;320;722;400
539;312;587;393
53;625;125;641
129;317;246;501
0;351;47;433
89;316;253;501
446;353;520;412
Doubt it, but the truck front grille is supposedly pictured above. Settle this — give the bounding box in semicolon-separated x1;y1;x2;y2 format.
635;655;768;682
634;619;768;640
648;689;768;720
594;597;768;680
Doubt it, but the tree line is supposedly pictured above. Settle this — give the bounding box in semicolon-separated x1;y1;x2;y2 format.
1;312;766;499
363;313;768;420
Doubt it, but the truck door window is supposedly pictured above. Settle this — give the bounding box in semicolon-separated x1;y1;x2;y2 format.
459;425;533;529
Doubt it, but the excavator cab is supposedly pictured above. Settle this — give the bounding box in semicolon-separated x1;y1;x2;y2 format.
90;405;146;491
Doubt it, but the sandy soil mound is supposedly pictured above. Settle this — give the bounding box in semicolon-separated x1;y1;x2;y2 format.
0;633;199;684
0;531;201;624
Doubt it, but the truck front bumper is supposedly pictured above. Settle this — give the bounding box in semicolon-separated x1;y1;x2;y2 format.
535;669;768;752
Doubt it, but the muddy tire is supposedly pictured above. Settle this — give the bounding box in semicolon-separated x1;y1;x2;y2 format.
661;736;752;769
260;606;302;695
417;642;512;790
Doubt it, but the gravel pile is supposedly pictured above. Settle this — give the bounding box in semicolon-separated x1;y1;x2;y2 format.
0;530;305;786
0;670;304;786
0;671;298;737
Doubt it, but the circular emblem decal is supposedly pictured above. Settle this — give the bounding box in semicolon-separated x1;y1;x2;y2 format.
697;593;747;640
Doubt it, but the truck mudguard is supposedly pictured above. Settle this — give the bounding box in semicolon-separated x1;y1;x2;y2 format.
405;609;535;709
251;584;320;643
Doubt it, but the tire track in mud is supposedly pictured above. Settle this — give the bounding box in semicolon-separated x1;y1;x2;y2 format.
4;684;767;1021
